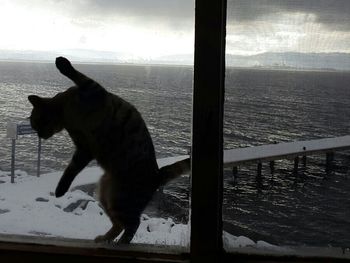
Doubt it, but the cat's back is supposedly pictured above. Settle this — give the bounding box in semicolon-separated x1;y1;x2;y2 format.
96;92;158;171
109;93;151;143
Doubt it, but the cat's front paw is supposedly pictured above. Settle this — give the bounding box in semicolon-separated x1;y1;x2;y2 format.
55;57;74;76
55;186;67;198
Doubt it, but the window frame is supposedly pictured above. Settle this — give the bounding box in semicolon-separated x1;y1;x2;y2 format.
190;0;226;262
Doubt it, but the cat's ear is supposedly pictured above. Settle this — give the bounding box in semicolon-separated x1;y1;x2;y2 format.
28;95;44;107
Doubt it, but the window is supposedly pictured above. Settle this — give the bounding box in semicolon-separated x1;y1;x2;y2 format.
224;0;350;260
0;0;194;253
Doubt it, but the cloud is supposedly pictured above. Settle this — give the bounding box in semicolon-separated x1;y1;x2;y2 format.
3;0;350;55
41;0;195;30
6;0;194;31
79;0;194;20
63;0;350;36
228;0;350;31
9;0;349;32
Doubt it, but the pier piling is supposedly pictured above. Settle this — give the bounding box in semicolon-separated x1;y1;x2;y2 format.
232;166;238;177
269;161;275;174
232;166;238;185
293;156;299;174
326;152;335;174
257;162;262;178
302;155;307;168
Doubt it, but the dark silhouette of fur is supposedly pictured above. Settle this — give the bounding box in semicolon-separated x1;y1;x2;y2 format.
28;57;190;244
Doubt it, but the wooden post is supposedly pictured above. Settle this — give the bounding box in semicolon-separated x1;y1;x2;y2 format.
293;156;299;174
269;160;275;174
37;137;41;177
257;162;262;178
191;0;226;261
232;166;238;176
302;146;307;168
10;139;16;183
302;155;307;168
232;166;238;185
256;162;263;193
326;152;334;174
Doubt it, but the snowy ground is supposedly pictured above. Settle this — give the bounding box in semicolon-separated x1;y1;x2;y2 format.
0;163;286;252
0;167;190;246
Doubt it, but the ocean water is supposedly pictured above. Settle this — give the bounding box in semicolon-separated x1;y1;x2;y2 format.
223;68;350;248
1;61;350;248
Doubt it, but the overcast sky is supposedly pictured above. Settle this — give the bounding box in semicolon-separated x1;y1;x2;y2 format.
0;0;349;58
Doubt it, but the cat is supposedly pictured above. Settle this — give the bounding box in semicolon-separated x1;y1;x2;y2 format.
28;57;190;244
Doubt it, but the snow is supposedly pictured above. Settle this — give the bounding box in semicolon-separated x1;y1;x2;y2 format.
223;232;290;253
157;155;189;168
0;168;190;245
0;163;280;251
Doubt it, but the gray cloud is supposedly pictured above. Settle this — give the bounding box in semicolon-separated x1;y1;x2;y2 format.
70;0;350;32
228;0;350;31
81;0;194;19
51;0;195;30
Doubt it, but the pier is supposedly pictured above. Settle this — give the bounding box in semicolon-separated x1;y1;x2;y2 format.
160;135;350;176
225;136;350;176
224;136;350;166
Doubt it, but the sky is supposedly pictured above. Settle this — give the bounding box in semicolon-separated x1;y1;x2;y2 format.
0;0;349;59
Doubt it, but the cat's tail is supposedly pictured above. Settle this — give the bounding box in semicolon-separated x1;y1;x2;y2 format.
159;157;190;185
55;57;92;86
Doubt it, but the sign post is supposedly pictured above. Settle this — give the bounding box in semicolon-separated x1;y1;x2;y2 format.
11;139;15;183
7;121;41;183
37;137;41;177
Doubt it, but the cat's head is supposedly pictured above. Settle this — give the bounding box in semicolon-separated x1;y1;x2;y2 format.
28;95;63;139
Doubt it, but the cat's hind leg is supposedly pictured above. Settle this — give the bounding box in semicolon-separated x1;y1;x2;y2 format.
94;214;140;244
117;218;140;244
95;174;125;243
94;221;123;243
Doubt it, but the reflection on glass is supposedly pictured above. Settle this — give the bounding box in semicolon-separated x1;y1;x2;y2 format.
0;1;193;247
224;0;350;257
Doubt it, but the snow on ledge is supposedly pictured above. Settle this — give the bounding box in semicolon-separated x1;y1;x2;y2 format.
0;165;283;251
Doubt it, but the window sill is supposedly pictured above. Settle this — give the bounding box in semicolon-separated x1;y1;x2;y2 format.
1;234;349;262
0;233;189;262
225;247;350;263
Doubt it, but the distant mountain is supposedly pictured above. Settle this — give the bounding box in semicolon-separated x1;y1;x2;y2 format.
150;54;194;65
0;49;126;64
152;52;350;71
226;52;350;71
1;49;349;71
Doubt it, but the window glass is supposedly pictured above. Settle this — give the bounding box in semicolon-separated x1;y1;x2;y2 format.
224;0;350;258
0;0;194;247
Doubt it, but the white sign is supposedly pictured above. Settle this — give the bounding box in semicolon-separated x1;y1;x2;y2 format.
7;121;36;139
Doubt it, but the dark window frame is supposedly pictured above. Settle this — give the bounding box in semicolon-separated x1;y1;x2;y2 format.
0;0;345;262
190;0;226;262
